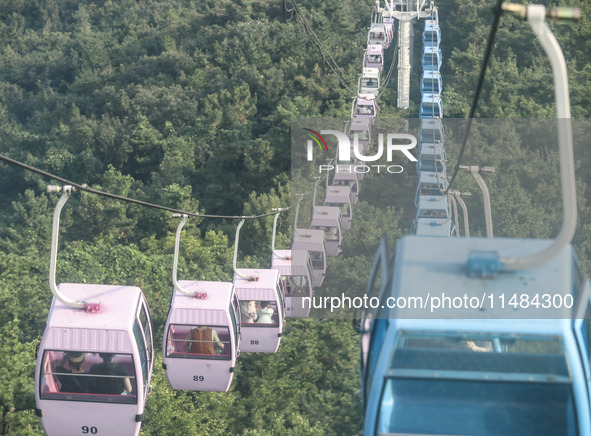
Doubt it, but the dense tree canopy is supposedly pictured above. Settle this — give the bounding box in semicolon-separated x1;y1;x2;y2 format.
0;0;590;434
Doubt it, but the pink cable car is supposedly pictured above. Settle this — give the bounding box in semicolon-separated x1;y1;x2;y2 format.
162;215;240;392
364;44;384;70
36;285;154;436
348;117;372;155
324;185;353;231
271;249;314;318
310;206;343;257
353;94;378;120
332;169;359;205
232;219;285;353
383;18;396;48
233;268;285;353
291;229;327;288
36;186;154;436
163;282;240;392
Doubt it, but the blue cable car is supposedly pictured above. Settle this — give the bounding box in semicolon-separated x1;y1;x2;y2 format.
422;46;442;72
419;117;445;144
415;172;448;205
423;19;441;48
417;144;447;174
421;71;443;95
361;235;591;436
419;93;443;118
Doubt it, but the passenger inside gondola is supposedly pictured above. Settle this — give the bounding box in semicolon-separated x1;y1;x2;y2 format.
256;301;274;324
55;352;90;393
89;353;133;395
185;326;225;355
240;300;258;323
324;226;339;241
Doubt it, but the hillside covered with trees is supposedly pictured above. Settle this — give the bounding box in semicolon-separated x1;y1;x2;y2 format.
1;0;590;434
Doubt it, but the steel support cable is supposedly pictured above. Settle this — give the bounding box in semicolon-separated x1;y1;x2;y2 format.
377;40;398;97
444;0;504;195
288;0;358;94
0;152;327;220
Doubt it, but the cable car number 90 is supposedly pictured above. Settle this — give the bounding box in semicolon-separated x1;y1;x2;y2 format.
82;426;98;434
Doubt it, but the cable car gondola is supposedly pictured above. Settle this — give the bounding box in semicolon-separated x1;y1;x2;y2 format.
358;67;380;96
271;249;314;318
291;228;327;288
365;44;384;71
332;169;359;205
324;185;353;231
36;186;154;436
310;206;343;257
233;220;285;353
353;94;378;120
162;215;240;392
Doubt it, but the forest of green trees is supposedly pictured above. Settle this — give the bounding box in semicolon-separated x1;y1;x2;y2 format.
0;0;590;434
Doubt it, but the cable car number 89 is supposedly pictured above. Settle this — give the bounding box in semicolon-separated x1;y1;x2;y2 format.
82;426;98;434
193;375;204;381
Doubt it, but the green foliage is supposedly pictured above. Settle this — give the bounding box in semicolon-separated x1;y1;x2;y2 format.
0;0;589;434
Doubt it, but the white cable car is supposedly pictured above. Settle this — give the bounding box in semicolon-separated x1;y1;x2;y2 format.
324;185;353;231
358;67;380;96
367;23;390;47
291;228;327;288
162;215;240;392
365;44;384;71
232;220;285;353
271;249;313;318
415;195;450;221
36;186;154;436
310;206;343;257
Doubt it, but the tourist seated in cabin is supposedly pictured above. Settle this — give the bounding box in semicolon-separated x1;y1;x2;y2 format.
55;352;91;393
256;301;274;324
185;326;225;355
89;353;132;395
325;227;338;241
240;300;258;324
